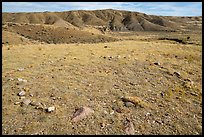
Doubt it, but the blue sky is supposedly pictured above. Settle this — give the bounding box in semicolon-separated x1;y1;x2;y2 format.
2;2;202;16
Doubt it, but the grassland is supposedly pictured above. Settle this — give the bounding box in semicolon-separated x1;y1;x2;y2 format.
2;39;202;135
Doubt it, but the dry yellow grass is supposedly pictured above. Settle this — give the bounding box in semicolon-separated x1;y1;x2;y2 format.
2;39;202;135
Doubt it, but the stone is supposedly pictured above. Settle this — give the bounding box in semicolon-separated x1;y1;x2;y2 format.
18;91;26;96
154;62;161;66
190;92;198;96
35;106;44;110
160;92;165;97
17;68;24;71
22;99;31;105
125;102;135;107
57;97;62;99
116;108;123;113
125;120;135;135
30;101;41;107
30;94;34;97
47;106;55;112
145;112;151;117
185;78;192;82
20;96;26;99
72;106;94;122
14;102;21;105
17;78;27;82
122;96;149;108
104;110;108;114
174;71;181;77
110;111;114;115
8;78;14;81
23;87;30;92
100;123;105;128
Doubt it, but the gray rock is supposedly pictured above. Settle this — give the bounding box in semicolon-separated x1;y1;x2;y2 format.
18;91;26;96
47;106;55;112
22;99;31;105
30;101;41;107
125;102;135;107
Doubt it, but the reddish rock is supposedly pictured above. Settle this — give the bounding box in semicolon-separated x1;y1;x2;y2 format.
72;106;94;122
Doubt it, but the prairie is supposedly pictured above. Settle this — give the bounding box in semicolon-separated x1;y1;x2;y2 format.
2;39;202;135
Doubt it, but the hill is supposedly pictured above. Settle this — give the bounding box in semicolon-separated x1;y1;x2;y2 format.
2;9;202;45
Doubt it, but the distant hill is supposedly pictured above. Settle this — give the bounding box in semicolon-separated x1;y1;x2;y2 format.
2;9;202;45
2;9;202;32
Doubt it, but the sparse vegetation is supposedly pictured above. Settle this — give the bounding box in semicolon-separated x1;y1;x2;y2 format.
2;9;202;135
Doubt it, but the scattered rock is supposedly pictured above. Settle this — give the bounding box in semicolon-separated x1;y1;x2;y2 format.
14;102;21;105
8;78;14;81
155;120;164;125
110;111;114;115
145;112;152;117
17;78;27;82
35;106;44;110
183;80;194;89
108;56;113;60
104;45;108;48
18;91;26;96
176;96;182;99
185;78;192;82
122;96;149;108
47;106;55;112
124;102;135;107
125;119;135;135
20;96;26;99
104;110;108;114
174;71;181;77
23;87;30;92
160;92;165;97
51;97;56;100
72;106;94;122
190;92;198;96
57;97;62;100
154;62;161;66
17;68;25;71
115;108;123;113
30;94;34;97
22;99;31;105
30;101;41;107
100;122;105;128
129;82;135;86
